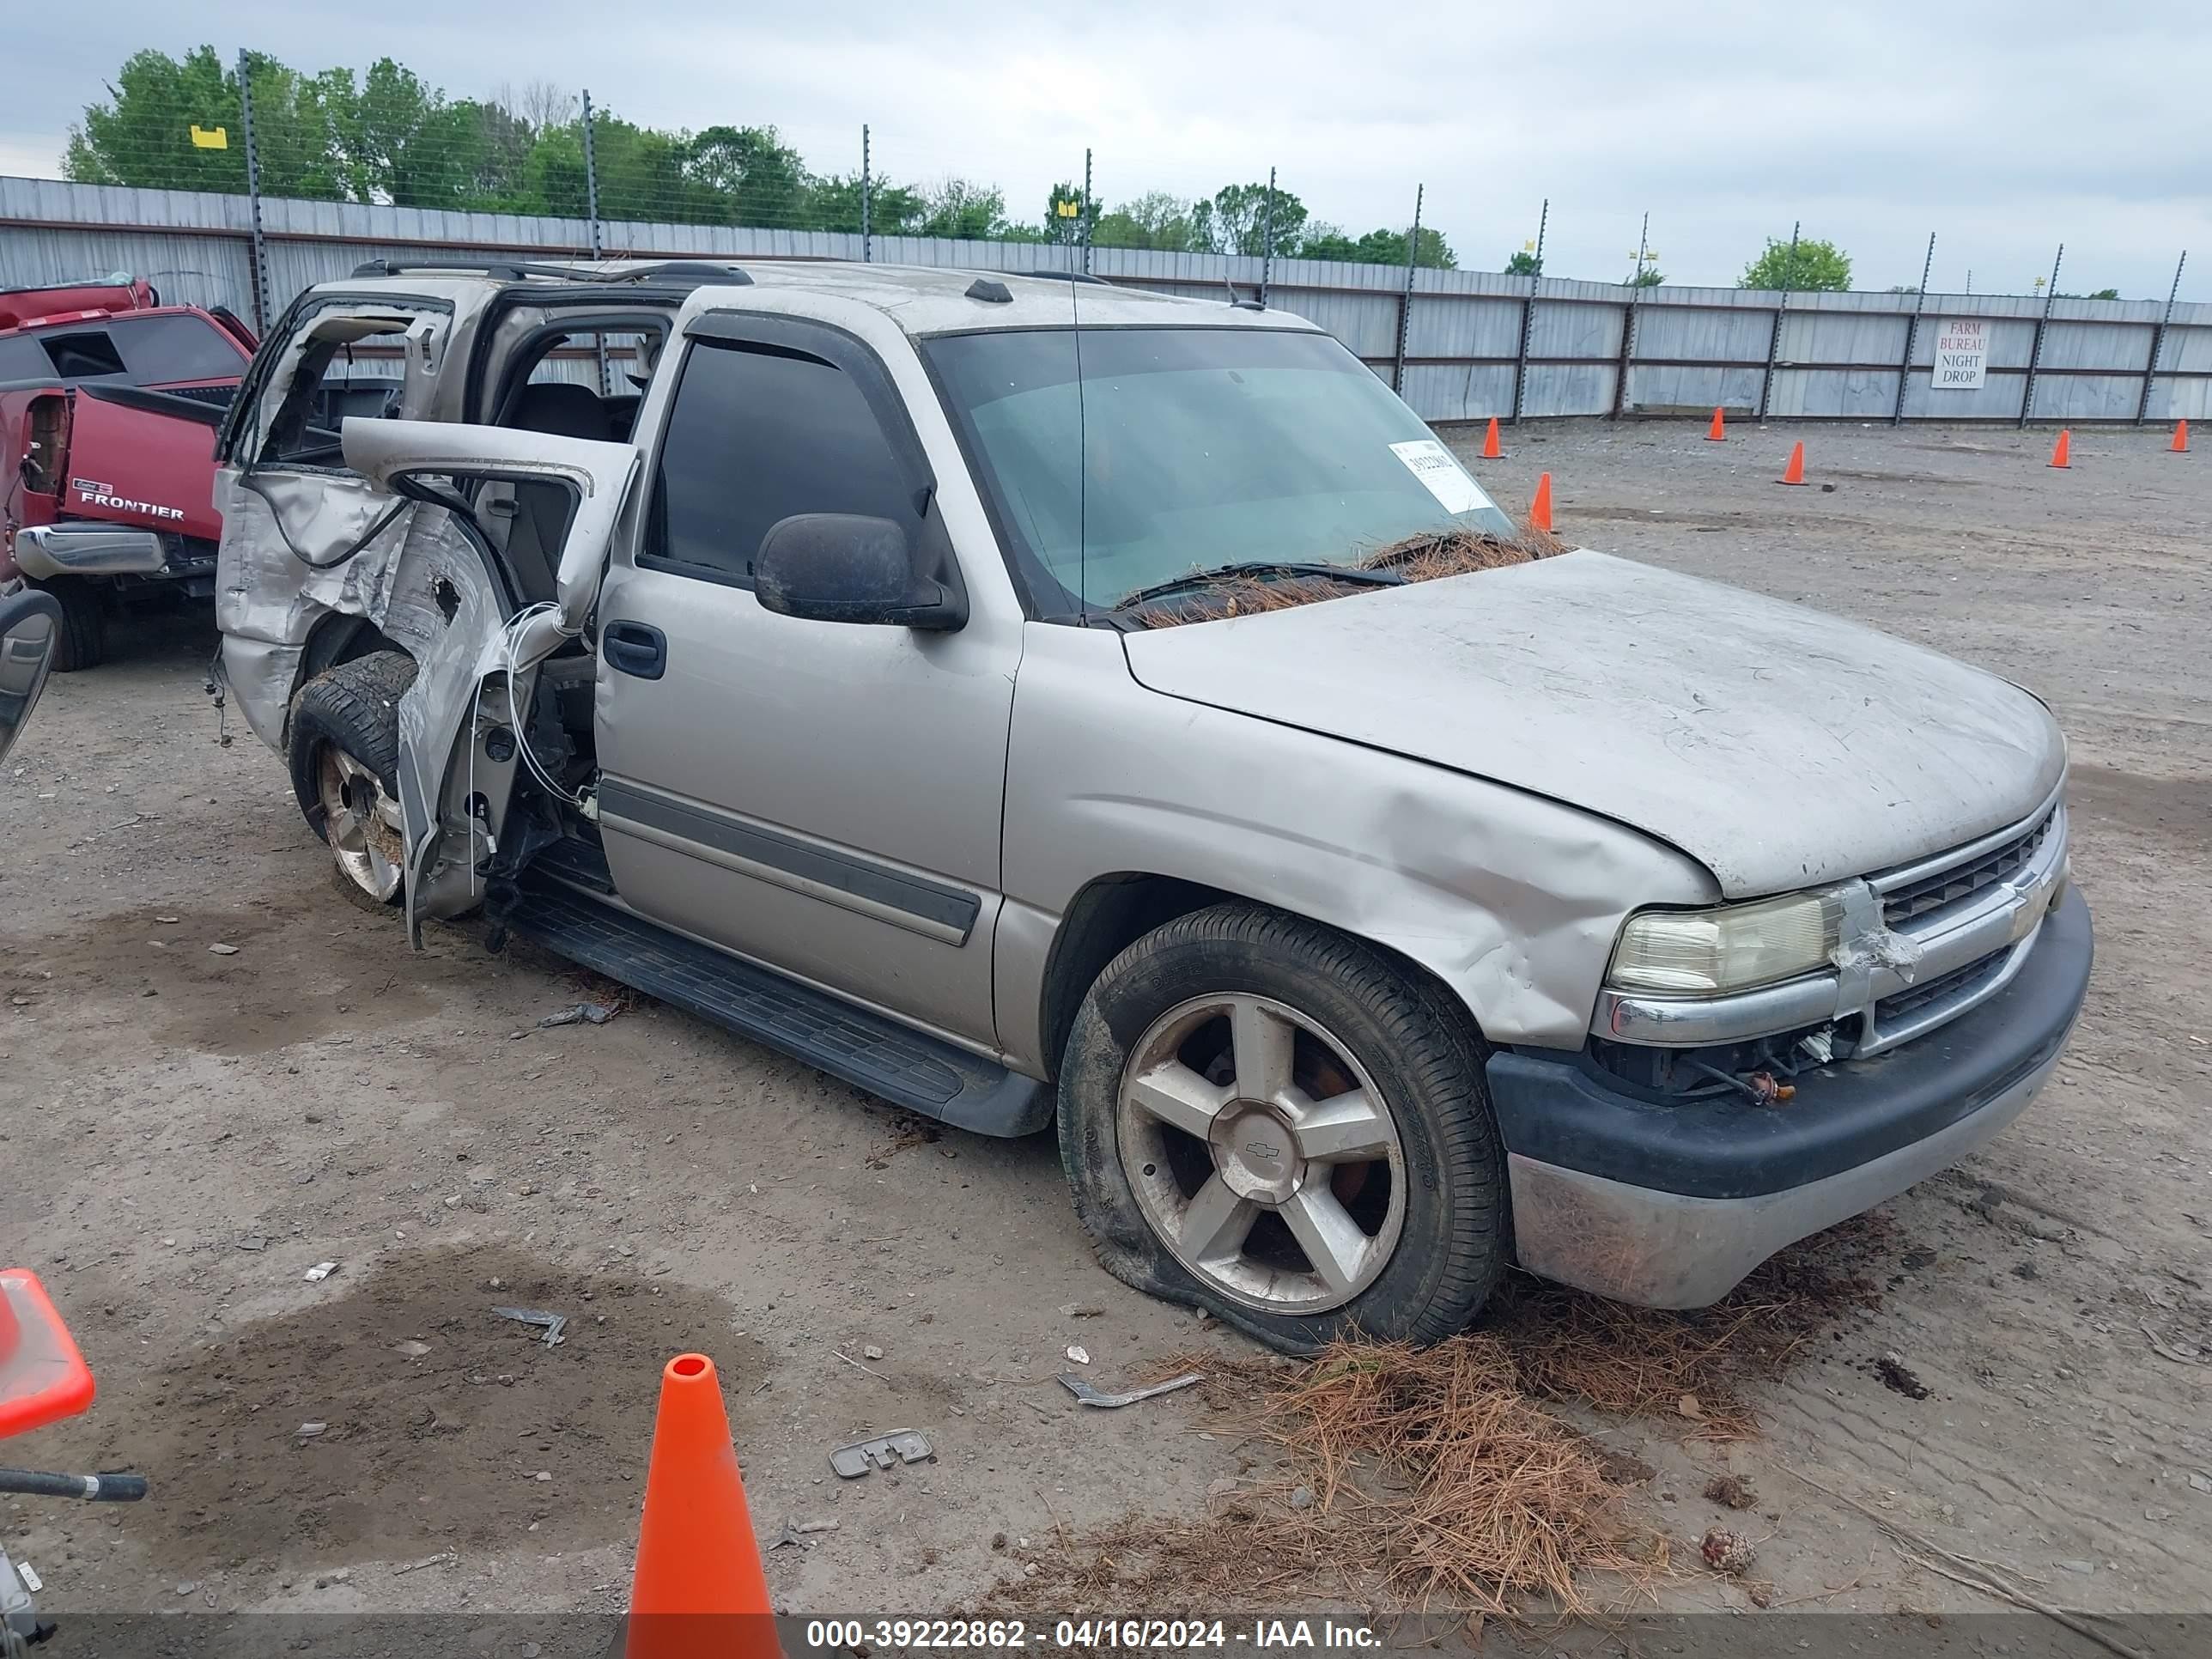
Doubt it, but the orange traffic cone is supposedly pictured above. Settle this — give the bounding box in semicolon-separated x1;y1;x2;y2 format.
1480;416;1504;460
1706;407;1726;442
1528;472;1553;534
625;1354;778;1659
1777;441;1807;485
2048;429;2071;469
2172;418;2191;453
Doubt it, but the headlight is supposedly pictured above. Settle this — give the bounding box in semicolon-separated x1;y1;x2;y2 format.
1607;890;1844;995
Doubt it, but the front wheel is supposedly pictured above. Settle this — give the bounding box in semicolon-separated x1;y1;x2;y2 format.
1057;903;1507;1354
31;577;106;672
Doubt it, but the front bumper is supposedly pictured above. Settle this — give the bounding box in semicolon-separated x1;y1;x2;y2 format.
1488;886;2093;1308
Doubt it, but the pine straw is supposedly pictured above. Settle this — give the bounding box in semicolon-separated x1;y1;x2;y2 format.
991;1220;1890;1626
1486;1212;1892;1440
1268;1336;1658;1616
1124;526;1571;629
996;1338;1654;1624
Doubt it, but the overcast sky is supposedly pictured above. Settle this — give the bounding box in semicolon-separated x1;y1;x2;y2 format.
3;0;2207;299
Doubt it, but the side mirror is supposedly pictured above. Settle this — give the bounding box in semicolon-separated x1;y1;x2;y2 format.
753;514;966;631
0;588;62;768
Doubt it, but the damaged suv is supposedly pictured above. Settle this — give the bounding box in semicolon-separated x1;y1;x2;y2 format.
213;258;2091;1352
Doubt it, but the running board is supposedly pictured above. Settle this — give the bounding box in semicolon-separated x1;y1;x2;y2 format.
501;878;1053;1138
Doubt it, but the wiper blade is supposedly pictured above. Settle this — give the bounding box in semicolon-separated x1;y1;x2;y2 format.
1111;560;1402;611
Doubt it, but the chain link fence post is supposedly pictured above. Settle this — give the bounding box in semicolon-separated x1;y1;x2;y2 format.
1081;148;1094;276
1758;219;1798;422
581;89;607;393
1393;184;1422;394
234;49;270;333
1893;231;1936;425
1511;198;1548;423
2021;242;2063;427
1259;166;1277;307
860;125;872;263
2136;249;2185;424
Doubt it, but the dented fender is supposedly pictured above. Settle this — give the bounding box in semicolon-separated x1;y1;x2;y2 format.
993;623;1720;1072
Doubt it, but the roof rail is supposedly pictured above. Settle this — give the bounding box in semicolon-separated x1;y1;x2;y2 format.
348;258;611;283
1024;270;1112;286
620;261;754;286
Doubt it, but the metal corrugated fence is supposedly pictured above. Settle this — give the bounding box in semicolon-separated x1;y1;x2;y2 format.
4;177;2206;426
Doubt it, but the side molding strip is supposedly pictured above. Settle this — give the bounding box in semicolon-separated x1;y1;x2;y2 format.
598;776;981;945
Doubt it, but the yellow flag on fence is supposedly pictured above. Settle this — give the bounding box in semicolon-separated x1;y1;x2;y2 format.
189;125;228;149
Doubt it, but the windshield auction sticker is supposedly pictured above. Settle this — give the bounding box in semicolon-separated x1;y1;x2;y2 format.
1389;439;1492;514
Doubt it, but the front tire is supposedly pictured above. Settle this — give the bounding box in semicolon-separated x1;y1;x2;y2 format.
33;577;106;672
1058;903;1507;1354
286;651;416;912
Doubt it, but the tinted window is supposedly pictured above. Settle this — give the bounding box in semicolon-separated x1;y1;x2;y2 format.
107;313;249;384
0;337;52;384
648;339;918;586
0;313;245;389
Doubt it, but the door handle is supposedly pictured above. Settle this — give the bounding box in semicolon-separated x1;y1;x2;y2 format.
602;620;666;680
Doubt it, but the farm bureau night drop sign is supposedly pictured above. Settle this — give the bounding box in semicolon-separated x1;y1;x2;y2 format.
1932;319;1989;390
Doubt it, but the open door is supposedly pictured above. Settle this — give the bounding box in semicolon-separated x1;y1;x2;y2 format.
337;418;640;944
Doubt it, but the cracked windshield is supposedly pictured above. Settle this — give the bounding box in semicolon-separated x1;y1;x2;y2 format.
927;325;1515;616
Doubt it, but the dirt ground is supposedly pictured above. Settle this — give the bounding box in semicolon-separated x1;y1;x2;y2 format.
3;420;2208;1639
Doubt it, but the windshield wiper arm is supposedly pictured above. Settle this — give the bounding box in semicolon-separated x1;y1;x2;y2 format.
1111;560;1403;611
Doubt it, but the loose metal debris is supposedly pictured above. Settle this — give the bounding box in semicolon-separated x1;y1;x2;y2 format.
303;1261;338;1282
1057;1371;1205;1410
491;1306;568;1347
538;1002;617;1029
829;1430;933;1480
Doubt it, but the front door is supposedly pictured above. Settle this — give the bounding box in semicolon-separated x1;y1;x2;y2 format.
592;316;1017;1051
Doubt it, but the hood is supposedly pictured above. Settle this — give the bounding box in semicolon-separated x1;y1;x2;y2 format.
1120;550;2064;897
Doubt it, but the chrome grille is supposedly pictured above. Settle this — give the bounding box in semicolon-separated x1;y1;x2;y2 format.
1882;810;2054;928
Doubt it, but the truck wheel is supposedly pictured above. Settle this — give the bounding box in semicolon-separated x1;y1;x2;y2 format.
1058;903;1507;1355
286;651;416;912
33;578;106;673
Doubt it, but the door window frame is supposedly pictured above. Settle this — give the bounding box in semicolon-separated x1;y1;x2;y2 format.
216;290;453;472
635;311;963;611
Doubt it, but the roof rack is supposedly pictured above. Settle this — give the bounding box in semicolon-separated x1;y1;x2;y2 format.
349;258;754;288
1024;270;1112;286
349;258;612;283
620;261;754;286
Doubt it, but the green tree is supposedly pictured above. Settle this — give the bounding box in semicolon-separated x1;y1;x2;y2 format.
1092;191;1196;252
685;125;809;228
340;58;493;208
1189;181;1310;257
916;179;1011;240
1297;228;1359;262
1504;249;1541;276
1042;179;1087;246
67;47;356;200
807;172;924;235
1629;266;1665;287
1740;235;1851;291
1343;225;1455;268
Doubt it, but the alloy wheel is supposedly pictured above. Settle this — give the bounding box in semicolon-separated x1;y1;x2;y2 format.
317;746;405;902
1115;993;1406;1315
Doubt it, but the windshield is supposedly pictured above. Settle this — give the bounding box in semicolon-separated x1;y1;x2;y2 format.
926;325;1513;615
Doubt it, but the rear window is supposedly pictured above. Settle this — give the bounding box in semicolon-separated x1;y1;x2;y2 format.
0;313;246;389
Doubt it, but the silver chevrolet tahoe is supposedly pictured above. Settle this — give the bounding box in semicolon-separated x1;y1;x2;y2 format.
211;258;2091;1353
